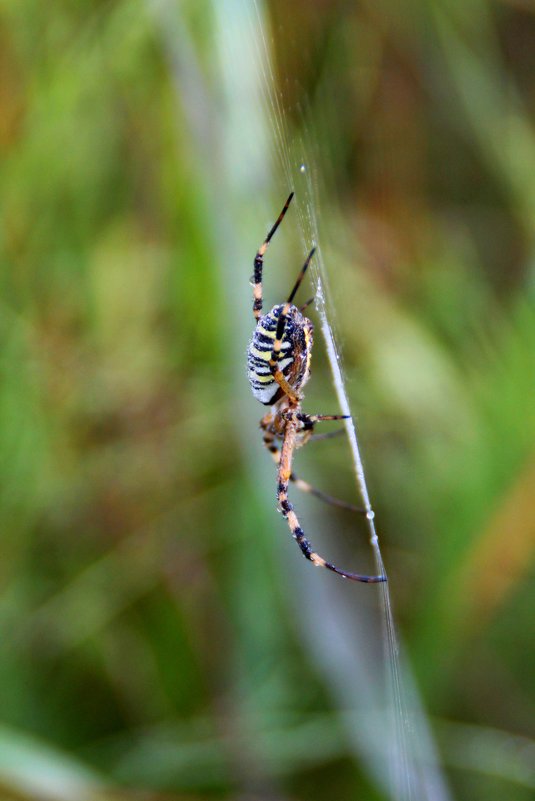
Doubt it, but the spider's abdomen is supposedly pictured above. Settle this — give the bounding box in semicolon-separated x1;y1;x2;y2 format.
248;305;313;405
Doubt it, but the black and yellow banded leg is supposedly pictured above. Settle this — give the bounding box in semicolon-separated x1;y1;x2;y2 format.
276;414;386;583
294;412;350;431
252;192;294;321
261;427;364;513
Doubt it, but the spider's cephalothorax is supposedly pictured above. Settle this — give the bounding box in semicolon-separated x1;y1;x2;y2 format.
249;193;386;584
248;304;313;405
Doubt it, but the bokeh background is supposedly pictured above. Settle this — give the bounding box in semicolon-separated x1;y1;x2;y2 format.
1;0;534;799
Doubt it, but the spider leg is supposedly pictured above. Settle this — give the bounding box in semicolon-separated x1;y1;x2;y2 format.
308;428;346;443
260;425;364;513
252;192;294;320
277;413;386;583
295;412;350;431
285;248;316;305
299;296;315;313
268;427;348;444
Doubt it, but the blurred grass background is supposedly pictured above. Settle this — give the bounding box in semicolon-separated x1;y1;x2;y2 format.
1;0;535;799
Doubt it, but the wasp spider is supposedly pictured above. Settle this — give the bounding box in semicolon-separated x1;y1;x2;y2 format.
248;193;386;583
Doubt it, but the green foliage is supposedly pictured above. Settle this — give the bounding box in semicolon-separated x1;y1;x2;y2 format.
0;0;534;799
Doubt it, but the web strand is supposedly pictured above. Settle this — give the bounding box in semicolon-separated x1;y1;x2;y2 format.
247;3;452;799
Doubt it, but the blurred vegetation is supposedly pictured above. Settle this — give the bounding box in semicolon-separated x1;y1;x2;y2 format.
0;0;534;799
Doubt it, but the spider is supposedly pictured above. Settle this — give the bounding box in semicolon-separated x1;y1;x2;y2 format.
248;193;386;583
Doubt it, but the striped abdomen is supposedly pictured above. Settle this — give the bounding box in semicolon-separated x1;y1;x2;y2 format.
248;305;313;405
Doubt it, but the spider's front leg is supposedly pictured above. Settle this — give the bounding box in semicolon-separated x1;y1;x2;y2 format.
276;410;386;583
252;192;294;320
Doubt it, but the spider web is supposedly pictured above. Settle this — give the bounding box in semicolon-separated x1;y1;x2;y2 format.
148;0;454;797
241;3;453;800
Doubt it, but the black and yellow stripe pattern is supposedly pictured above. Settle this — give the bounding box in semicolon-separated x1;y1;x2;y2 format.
248;304;313;405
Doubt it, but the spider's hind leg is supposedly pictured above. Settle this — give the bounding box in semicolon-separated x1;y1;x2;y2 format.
276;413;386;583
261;423;363;513
308;428;346;443
261;414;364;513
